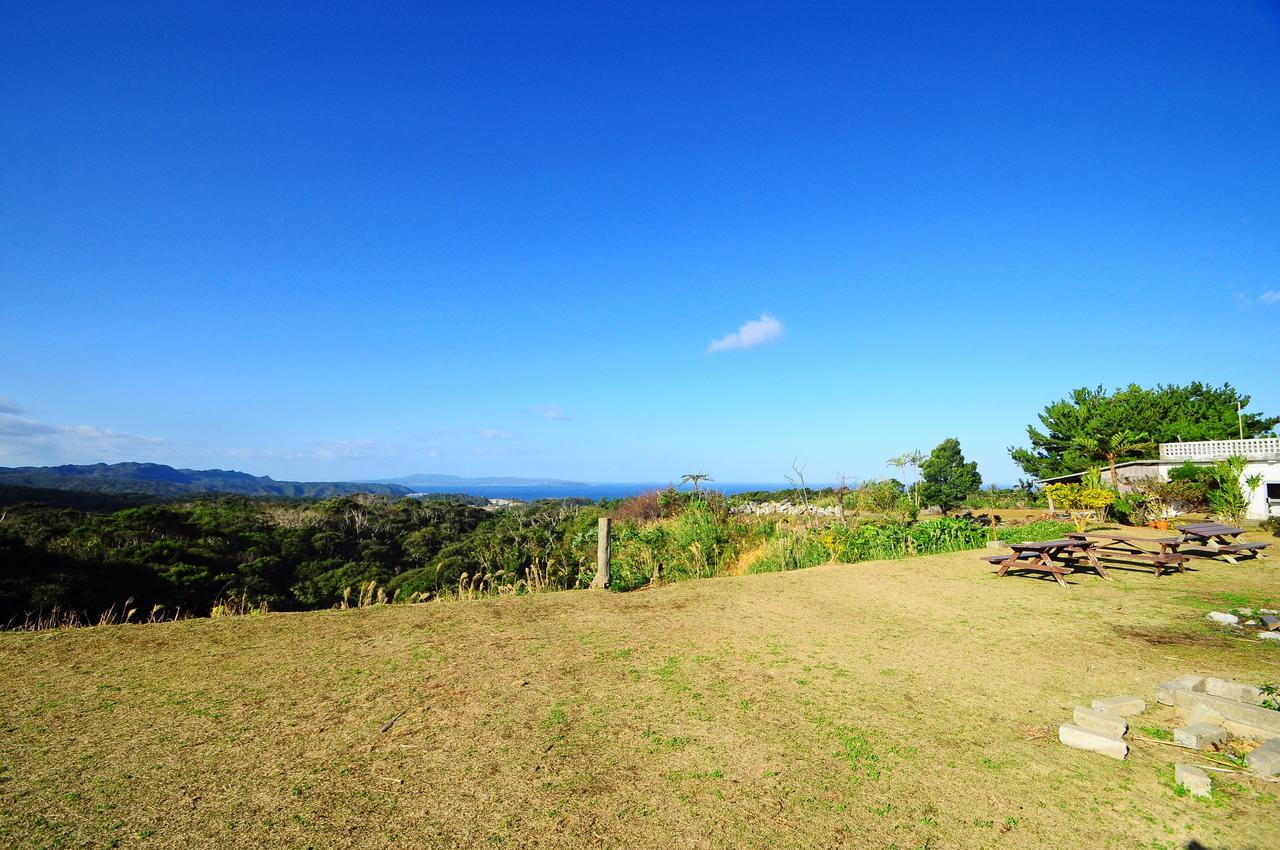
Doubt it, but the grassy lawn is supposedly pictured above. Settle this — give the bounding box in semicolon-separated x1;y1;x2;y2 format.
2;531;1277;849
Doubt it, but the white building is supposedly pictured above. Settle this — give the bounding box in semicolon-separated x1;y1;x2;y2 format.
1039;437;1280;520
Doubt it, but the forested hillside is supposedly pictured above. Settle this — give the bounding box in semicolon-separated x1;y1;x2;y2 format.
0;495;601;623
0;463;411;498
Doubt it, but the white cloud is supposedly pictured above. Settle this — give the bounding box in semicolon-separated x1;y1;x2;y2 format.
470;445;528;457
706;314;784;354
225;439;391;464
480;428;516;440
0;416;59;437
0;401;166;463
1238;290;1280;307
534;405;570;421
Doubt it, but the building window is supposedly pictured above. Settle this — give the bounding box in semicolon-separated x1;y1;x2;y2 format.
1268;482;1280;502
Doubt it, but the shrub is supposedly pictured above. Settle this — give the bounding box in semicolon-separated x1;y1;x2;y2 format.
993;519;1074;543
1169;461;1213;485
609;522;669;590
849;480;919;524
1110;493;1149;526
608;501;737;589
747;533;827;574
1206;455;1261;526
816;517;987;563
856;480;902;515
908;517;989;552
613;490;663;523
665;502;733;581
1042;483;1115;531
961;485;1045;509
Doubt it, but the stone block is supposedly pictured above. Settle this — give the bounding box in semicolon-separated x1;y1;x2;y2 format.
1092;695;1146;717
1072;706;1128;737
1246;741;1280;777
1059;724;1127;760
1207;612;1240;626
1174;723;1229;750
1261;615;1280;631
1259;632;1280;642
1171;690;1280;740
1187;703;1225;727
1174;762;1212;798
1155;674;1206;706
1205;677;1264;706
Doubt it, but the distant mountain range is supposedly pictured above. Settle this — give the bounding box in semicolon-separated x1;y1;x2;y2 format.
363;473;586;487
0;463;412;499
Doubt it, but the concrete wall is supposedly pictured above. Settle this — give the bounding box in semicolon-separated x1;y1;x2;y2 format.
1149;460;1278;521
1241;459;1280;520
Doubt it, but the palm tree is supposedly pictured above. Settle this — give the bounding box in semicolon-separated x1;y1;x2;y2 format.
887;450;926;507
680;472;712;494
1072;429;1154;488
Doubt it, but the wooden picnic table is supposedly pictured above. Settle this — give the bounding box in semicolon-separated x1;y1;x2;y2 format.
1176;523;1269;564
1064;532;1190;577
1177;522;1244;546
984;538;1108;588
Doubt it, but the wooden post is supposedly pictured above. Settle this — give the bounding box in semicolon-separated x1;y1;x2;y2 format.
591;516;611;589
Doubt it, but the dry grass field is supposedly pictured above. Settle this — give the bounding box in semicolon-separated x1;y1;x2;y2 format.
2;528;1278;849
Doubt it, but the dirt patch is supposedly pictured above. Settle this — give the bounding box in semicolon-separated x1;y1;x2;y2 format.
1111;624;1205;647
727;542;769;576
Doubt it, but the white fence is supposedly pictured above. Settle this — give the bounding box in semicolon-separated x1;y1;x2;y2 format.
1159;438;1280;461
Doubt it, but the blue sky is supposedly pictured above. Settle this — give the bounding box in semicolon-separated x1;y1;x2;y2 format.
2;2;1278;485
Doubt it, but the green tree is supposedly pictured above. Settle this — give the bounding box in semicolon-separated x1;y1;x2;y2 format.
920;438;982;515
1009;383;1277;479
1072;429;1154;488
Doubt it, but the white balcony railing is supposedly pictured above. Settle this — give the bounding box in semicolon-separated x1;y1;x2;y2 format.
1159;438;1280;461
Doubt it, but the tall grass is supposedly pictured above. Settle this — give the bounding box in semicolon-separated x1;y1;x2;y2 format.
989;519;1074;544
612;511;1033;585
610;502;745;589
745;532;827;574
816;517;989;563
10;598;180;631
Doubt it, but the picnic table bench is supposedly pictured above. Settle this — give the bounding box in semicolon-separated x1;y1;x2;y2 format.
1064;532;1191;577
983;538;1108;588
1176;523;1270;564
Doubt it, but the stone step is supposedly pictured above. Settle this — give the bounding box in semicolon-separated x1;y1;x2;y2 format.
1155;674;1206;706
1174;723;1229;750
1187;703;1225;726
1171;690;1280;740
1245;740;1280;777
1091;695;1146;717
1059;723;1127;759
1204;677;1265;706
1174;762;1211;797
1072;706;1127;737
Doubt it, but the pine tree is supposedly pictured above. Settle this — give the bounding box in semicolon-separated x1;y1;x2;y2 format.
920;438;981;515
